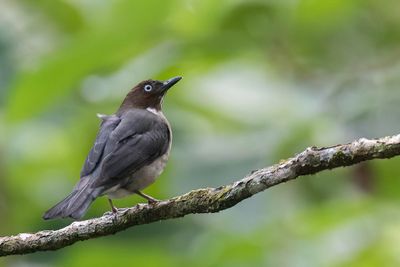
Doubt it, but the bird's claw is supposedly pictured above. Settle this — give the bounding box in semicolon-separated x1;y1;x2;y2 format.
147;198;160;205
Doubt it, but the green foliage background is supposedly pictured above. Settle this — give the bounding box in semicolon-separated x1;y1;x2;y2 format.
1;0;400;266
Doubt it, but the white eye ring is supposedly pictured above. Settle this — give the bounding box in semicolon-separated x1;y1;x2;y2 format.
144;84;152;92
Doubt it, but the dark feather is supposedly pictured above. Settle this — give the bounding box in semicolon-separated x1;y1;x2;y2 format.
43;176;102;220
93;109;170;188
80;115;121;177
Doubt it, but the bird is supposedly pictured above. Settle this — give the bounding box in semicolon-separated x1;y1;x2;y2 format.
43;76;182;220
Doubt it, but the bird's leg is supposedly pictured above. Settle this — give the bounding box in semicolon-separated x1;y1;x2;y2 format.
108;198;118;213
134;190;160;204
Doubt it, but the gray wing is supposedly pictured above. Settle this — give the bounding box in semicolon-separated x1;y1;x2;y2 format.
93;109;170;187
80;115;121;177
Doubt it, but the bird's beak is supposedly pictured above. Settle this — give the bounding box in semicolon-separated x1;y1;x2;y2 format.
161;76;182;92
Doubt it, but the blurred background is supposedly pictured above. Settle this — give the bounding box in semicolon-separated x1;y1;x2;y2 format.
1;0;400;266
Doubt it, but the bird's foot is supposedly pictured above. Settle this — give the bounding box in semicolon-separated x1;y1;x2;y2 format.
147;197;160;205
134;190;161;205
108;198;118;214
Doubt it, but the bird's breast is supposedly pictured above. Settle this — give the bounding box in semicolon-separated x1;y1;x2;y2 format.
132;151;170;188
106;149;170;199
106;111;172;199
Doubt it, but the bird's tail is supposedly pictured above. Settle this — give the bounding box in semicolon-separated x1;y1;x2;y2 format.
43;176;101;220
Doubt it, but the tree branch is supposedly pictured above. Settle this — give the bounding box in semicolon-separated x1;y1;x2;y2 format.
2;134;400;256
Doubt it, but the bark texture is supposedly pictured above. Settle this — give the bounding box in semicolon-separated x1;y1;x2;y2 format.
2;134;400;256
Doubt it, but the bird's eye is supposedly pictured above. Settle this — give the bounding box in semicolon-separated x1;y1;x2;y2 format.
144;84;153;92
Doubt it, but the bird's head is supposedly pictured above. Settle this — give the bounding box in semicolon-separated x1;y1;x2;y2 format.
118;76;182;113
